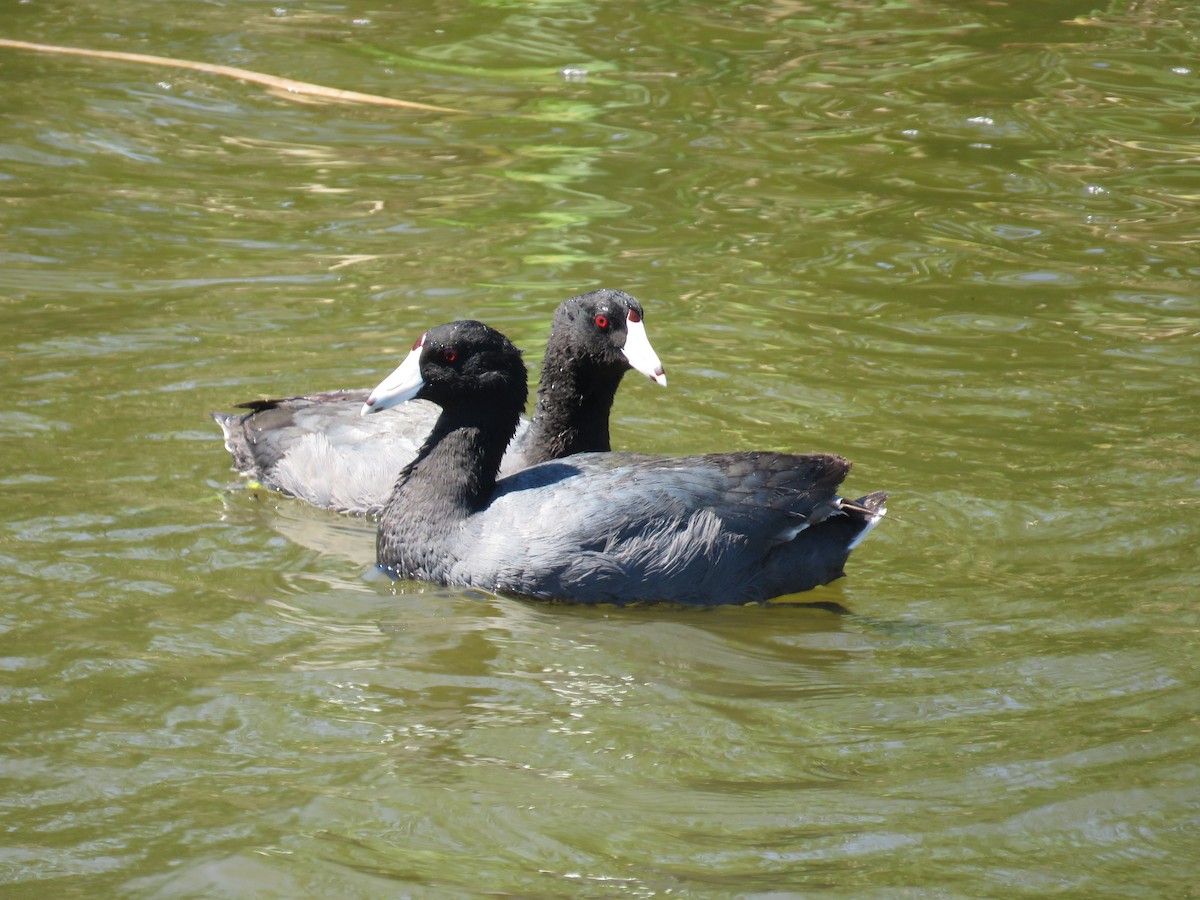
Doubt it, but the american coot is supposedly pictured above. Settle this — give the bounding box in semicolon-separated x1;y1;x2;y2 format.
364;320;887;606
212;289;666;515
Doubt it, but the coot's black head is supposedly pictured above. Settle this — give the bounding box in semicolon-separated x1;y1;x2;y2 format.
552;289;667;386
361;320;527;415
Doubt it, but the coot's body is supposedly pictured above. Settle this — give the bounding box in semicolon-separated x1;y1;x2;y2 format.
365;320;886;605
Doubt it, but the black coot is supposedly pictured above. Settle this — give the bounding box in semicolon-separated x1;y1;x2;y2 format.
365;320;887;606
212;289;666;515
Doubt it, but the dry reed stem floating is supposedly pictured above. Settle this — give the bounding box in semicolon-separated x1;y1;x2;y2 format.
0;38;466;114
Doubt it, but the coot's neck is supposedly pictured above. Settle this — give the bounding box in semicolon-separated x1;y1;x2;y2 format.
387;403;518;520
525;350;624;467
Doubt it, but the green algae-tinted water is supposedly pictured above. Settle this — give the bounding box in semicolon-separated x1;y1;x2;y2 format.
2;1;1197;895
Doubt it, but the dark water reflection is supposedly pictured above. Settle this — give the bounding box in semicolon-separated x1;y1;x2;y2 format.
2;0;1197;895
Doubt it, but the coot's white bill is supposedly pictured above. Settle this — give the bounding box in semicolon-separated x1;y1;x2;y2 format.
623;314;667;386
362;336;425;415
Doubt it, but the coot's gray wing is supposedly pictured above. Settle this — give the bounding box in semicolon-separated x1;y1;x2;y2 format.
213;391;437;516
454;452;876;605
214;391;532;515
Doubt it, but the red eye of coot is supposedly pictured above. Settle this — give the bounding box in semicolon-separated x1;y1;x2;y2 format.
443;349;458;363
627;309;641;323
594;314;609;329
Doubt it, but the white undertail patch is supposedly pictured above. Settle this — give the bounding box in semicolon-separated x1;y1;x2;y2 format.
844;498;887;550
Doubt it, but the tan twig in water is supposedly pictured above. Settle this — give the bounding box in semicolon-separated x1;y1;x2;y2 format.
0;38;466;114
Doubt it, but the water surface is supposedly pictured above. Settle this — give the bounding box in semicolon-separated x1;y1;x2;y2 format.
1;0;1197;895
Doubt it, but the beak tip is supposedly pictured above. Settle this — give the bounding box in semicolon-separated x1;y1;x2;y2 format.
653;368;667;387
